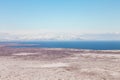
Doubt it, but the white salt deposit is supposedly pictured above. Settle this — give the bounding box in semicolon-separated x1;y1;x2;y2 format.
81;53;120;58
23;62;69;68
41;63;69;68
13;53;38;56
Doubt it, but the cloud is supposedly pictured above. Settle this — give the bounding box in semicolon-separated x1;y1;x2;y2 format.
82;33;120;40
0;32;119;41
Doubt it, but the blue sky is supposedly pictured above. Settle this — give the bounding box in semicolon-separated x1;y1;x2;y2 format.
0;0;120;33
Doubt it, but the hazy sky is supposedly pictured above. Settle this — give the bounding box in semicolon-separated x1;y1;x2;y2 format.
0;0;120;33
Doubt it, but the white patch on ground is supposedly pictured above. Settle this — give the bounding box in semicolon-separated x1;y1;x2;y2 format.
66;57;79;60
101;50;120;52
81;53;120;58
13;53;38;56
23;62;69;68
41;63;69;68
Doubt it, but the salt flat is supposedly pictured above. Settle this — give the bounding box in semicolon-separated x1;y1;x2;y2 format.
0;47;120;80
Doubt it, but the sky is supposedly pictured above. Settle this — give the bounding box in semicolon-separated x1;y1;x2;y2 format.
0;0;120;34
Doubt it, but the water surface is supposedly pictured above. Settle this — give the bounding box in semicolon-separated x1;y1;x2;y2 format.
9;41;120;50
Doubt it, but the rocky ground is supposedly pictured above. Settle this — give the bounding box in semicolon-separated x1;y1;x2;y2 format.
0;46;120;80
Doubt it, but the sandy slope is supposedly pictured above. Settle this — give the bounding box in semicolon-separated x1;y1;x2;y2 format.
0;48;120;80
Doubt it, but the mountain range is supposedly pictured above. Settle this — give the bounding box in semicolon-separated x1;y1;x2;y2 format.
0;32;120;41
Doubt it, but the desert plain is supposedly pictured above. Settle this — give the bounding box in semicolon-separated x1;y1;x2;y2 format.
0;45;120;80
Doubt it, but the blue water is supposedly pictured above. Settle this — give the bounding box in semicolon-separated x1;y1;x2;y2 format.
9;41;120;50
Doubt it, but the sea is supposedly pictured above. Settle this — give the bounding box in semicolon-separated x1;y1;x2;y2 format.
3;41;120;50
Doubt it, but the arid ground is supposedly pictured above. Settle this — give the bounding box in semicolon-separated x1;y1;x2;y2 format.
0;45;120;80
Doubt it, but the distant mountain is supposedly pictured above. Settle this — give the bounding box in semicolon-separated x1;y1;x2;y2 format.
0;32;83;41
0;32;120;41
81;33;120;40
